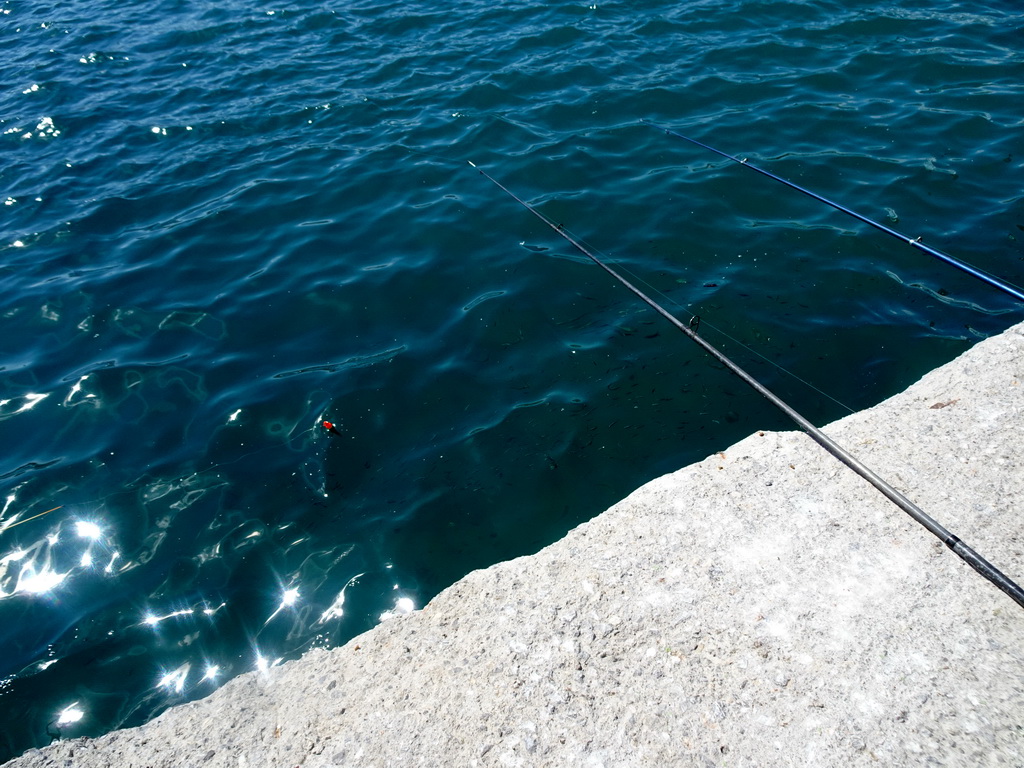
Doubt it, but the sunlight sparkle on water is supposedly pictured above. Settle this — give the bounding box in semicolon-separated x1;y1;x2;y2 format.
378;596;415;622
263;585;301;625
396;597;414;613
254;650;282;674
203;601;227;617
2;549;27;564
158;664;190;693
75;520;102;540
18;567;67;594
57;703;84;725
317;572;364;624
143;608;195;627
15;393;48;413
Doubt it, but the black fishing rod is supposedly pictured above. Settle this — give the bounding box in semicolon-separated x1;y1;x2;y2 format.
469;160;1024;611
643;119;1024;303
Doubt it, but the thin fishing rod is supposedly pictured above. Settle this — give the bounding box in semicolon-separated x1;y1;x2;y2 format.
643;119;1024;303
470;160;1024;611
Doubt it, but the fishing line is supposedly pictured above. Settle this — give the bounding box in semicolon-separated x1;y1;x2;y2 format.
0;506;63;533
544;214;855;414
691;320;855;415
643;119;1024;303
397;144;462;165
470;160;1024;611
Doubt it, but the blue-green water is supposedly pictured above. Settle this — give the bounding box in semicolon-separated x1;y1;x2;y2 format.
1;0;1022;759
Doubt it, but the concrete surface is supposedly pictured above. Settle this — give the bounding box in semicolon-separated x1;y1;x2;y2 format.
8;321;1024;767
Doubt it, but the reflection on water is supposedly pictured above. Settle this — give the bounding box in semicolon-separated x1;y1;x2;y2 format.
380;596;416;622
0;484;389;753
157;664;190;695
0;393;49;418
0;513;116;598
317;573;365;625
254;652;282;675
74;521;102;541
56;703;84;725
264;586;300;626
143;607;201;626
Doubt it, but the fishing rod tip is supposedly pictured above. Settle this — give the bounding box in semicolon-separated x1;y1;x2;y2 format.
467;160;477;168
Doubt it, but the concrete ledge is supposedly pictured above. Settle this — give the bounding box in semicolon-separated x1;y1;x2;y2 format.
9;321;1024;767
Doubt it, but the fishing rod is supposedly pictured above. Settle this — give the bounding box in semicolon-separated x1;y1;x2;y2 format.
469;160;1024;611
642;119;1024;303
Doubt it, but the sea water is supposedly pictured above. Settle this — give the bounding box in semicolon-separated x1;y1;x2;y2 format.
1;0;1022;759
